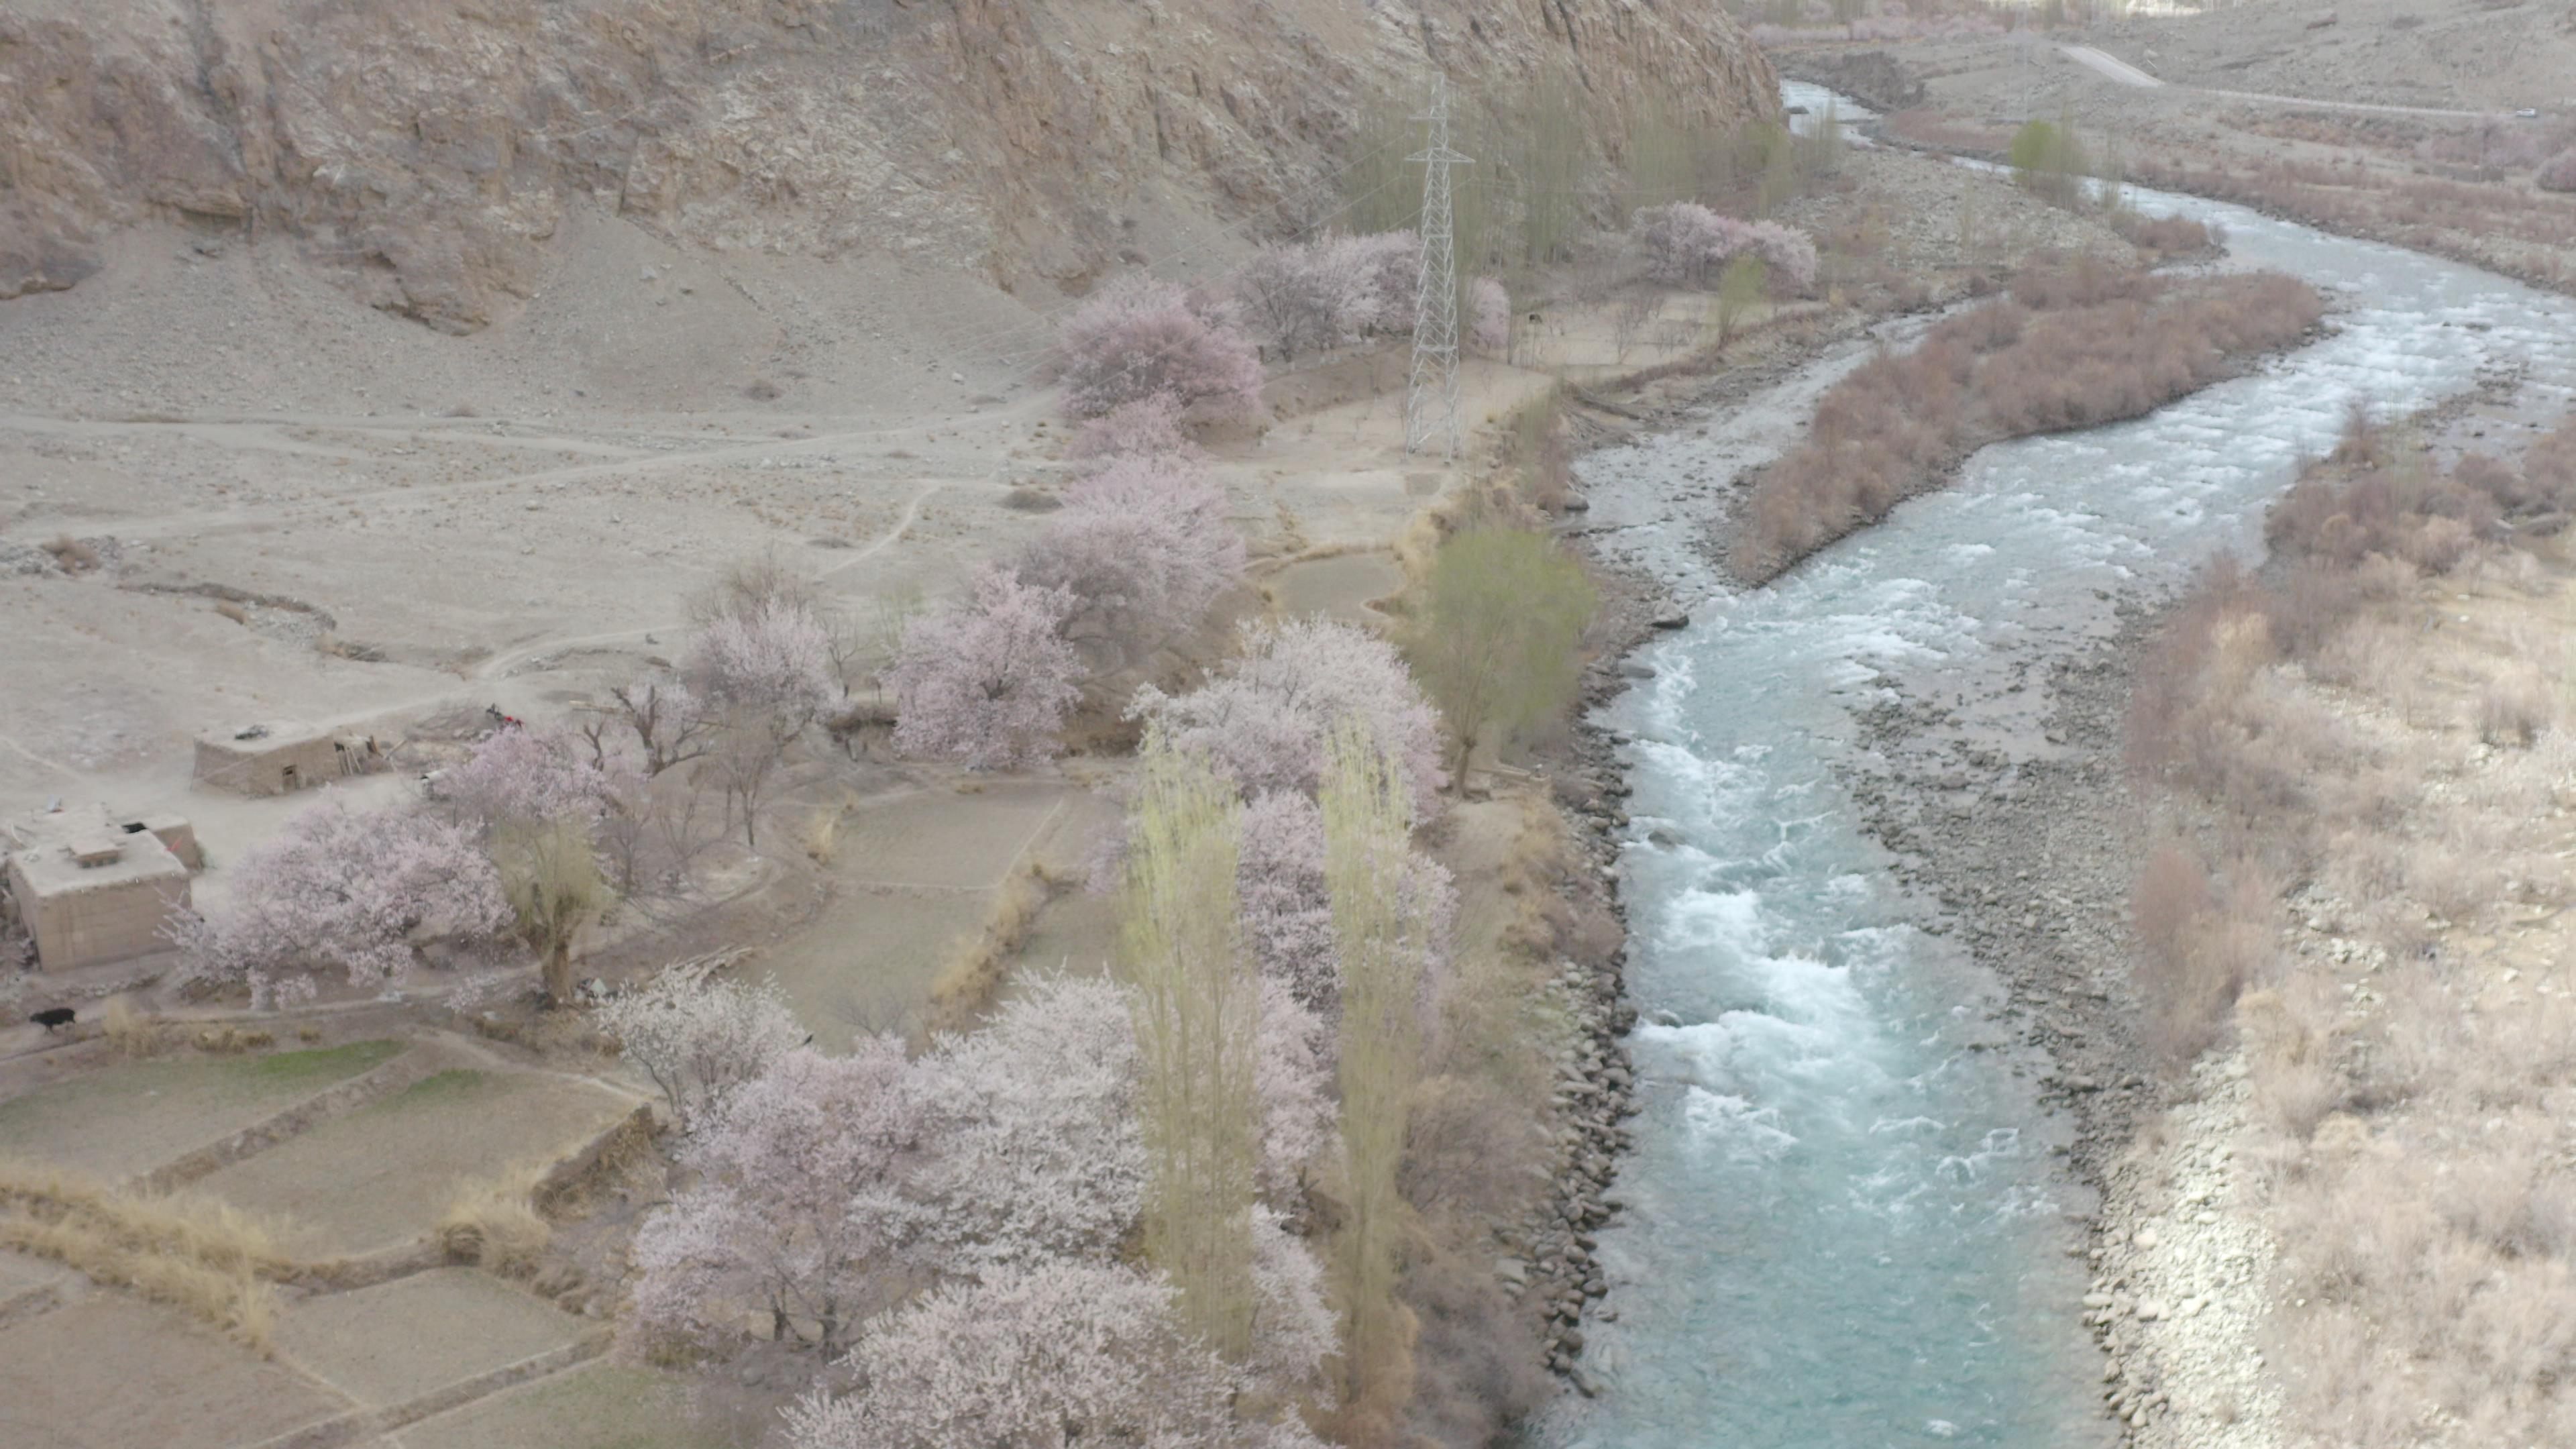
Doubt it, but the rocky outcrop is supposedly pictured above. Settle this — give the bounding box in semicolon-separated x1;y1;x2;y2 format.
0;0;1776;331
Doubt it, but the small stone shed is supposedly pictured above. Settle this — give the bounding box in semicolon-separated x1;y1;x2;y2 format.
3;806;198;971
193;722;380;796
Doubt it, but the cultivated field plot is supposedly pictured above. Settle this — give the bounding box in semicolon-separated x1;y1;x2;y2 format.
393;1361;725;1449
192;1067;634;1257
762;781;1102;1044
0;1040;404;1182
836;782;1071;891
0;1297;352;1449
276;1268;593;1409
1266;549;1405;626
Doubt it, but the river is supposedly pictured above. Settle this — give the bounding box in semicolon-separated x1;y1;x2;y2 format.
1542;88;2576;1449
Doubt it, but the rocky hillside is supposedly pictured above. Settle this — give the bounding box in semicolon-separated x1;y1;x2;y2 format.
1;0;1777;333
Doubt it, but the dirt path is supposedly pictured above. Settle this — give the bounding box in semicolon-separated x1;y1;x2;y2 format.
0;398;1024;549
2059;41;2496;119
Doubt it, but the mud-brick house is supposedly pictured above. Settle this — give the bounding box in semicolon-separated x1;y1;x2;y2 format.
193;721;380;796
2;805;197;971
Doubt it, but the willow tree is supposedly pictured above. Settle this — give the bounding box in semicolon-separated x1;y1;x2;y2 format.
1322;720;1432;1411
493;816;612;1006
1407;527;1597;790
1118;741;1258;1360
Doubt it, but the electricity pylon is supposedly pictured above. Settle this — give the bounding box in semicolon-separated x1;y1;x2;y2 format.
1405;74;1472;460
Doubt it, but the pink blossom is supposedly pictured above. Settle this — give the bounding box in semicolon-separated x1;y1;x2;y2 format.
1017;455;1244;669
167;797;512;1006
595;972;806;1131
1058;277;1265;421
1469;275;1510;358
434;725;614;831
913;975;1144;1271
625;1041;934;1358
1067;394;1203;467
1252;976;1334;1201
1246;1204;1338;1400
1235;241;1371;362
1128;618;1446;814
1632;203;1819;292
888;566;1085;769
1238;792;1334;1008
1340;230;1423;335
1746;220;1819;291
782;1258;1329;1449
684;599;837;730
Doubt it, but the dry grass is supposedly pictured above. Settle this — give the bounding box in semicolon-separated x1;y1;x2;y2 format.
924;860;1057;1035
41;534;101;574
99;996;166;1058
2125;407;2576;1444
0;1156;290;1350
211;600;251;626
1733;261;2322;580
800;798;850;865
437;1161;553;1278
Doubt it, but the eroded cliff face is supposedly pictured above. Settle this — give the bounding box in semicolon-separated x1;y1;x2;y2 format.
0;0;1776;332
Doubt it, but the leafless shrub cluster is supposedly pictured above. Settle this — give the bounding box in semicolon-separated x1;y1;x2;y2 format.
2123;409;2576;1445
2106;208;2216;259
1734;261;2322;580
2125;153;2576;295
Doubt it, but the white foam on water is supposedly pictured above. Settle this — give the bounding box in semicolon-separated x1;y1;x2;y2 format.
1548;103;2576;1446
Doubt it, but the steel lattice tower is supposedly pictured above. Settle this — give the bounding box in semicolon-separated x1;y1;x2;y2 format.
1405;75;1472;460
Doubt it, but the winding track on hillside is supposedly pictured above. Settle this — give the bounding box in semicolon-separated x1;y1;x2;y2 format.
2059;41;2498;120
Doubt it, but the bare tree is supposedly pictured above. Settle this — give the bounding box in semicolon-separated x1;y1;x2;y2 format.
702;714;788;849
1612;292;1660;363
581;679;715;777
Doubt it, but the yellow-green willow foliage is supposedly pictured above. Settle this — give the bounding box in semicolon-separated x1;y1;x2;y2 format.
1322;719;1432;1411
1118;741;1259;1360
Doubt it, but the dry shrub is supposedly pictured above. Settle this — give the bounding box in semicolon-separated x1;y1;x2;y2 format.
100;996;166;1058
193;1024;276;1055
0;1157;288;1350
1734;266;2320;580
2009;252;2163;309
2477;666;2553;748
2108;209;2214;257
800;803;844;865
41;534;101;574
1503;389;1573;514
925;861;1053;1034
438;1163;552;1277
2239;983;2343;1140
212;600;251;626
2135;408;2576;1446
1396;1243;1549;1447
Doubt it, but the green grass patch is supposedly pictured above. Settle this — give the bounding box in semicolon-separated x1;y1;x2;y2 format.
231;1039;402;1089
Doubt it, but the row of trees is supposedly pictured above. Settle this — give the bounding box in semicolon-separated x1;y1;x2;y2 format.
611;708;1456;1441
